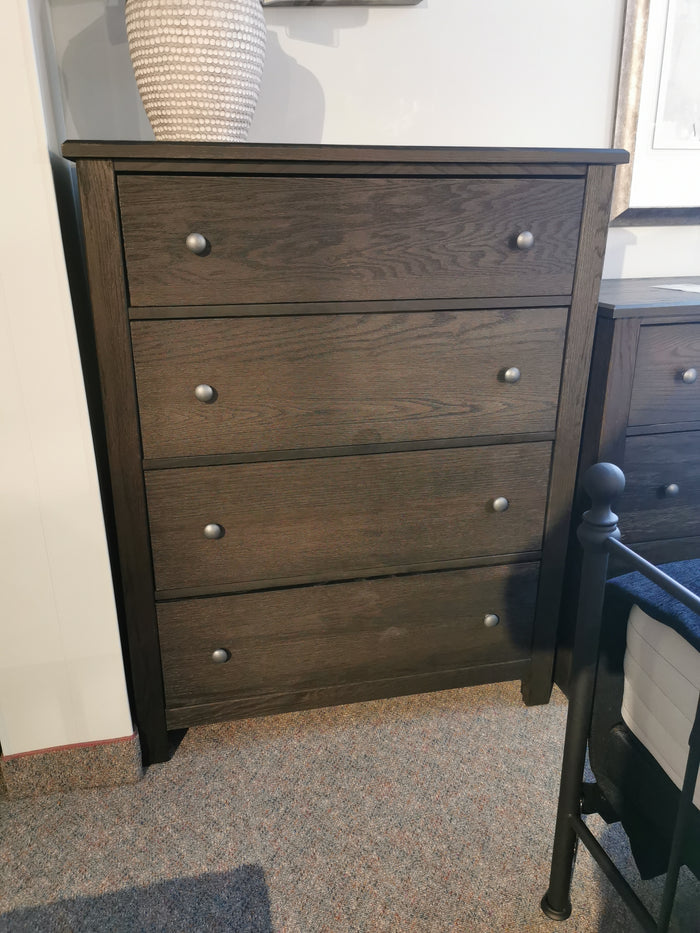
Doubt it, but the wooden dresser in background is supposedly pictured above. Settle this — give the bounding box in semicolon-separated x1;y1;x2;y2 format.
63;143;626;763
557;276;700;689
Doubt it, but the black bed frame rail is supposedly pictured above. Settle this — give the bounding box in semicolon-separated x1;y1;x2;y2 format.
541;462;700;932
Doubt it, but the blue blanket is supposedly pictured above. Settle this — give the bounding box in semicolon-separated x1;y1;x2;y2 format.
607;559;700;653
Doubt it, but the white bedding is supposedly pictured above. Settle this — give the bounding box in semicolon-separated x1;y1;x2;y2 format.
621;604;700;809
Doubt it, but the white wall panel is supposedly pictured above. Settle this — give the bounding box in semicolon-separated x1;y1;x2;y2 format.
0;0;133;755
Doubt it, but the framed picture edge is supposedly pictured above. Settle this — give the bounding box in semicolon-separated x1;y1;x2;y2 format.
261;1;423;6
611;0;700;226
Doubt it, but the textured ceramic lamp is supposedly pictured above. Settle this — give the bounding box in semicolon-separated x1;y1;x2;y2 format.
125;0;267;142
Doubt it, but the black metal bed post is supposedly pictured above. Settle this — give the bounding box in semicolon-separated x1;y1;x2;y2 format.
541;462;625;920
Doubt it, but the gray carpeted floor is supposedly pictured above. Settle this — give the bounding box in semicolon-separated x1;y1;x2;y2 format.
0;682;697;931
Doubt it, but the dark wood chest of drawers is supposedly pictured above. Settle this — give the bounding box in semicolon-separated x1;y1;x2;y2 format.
557;276;700;688
64;142;625;763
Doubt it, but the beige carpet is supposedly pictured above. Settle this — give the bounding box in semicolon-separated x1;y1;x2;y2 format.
0;682;697;931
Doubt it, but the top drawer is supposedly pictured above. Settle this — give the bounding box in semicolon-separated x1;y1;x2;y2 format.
629;323;700;427
118;174;584;307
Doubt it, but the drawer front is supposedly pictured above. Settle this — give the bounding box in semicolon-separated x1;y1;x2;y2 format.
146;442;552;592
132;308;567;459
119;175;584;307
158;562;539;708
621;432;700;542
629;323;700;426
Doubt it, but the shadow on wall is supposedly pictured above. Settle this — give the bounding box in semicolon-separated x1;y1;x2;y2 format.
59;0;152;140
602;226;639;279
249;30;325;143
250;7;375;141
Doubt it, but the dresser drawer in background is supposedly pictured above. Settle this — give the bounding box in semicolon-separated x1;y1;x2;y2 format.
118;174;584;306
145;442;552;593
132;308;567;459
628;323;700;427
157;561;539;714
620;432;700;542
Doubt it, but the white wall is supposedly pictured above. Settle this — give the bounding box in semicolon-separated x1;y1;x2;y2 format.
0;0;133;756
604;224;700;278
253;1;623;148
53;0;623;147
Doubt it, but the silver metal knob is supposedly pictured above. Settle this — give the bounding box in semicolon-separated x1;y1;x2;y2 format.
203;523;224;539
664;483;680;498
186;232;208;254
211;648;230;664
516;231;535;250
483;613;500;628
503;367;521;384
681;368;697;384
194;383;215;403
492;496;510;513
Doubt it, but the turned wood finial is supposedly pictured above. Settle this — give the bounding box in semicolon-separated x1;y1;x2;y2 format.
578;462;625;550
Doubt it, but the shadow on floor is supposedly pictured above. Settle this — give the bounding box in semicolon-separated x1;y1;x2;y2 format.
0;864;272;933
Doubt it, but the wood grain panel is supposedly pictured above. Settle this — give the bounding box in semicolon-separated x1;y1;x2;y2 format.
132;308;567;458
63;140;629;164
586;317;640;466
598;276;700;319
128;295;572;320
118;175;585;306
165;659;531;729
116;161;589;177
158;562;539;708
619;432;700;542
144;436;555;473
145;442;552;591
524;163;618;704
75;160;169;765
554;315;640;693
156;552;542;600
629;323;700;426
627;420;700;436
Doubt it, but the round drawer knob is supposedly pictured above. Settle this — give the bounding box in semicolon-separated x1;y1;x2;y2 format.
211;648;230;664
681;368;698;384
483;613;500;628
203;523;225;539
516;231;535;251
503;367;521;384
492;496;510;513
185;232;208;254
194;383;216;403
664;483;680;498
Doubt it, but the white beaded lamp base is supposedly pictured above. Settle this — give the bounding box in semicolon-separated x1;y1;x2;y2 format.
125;0;266;142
